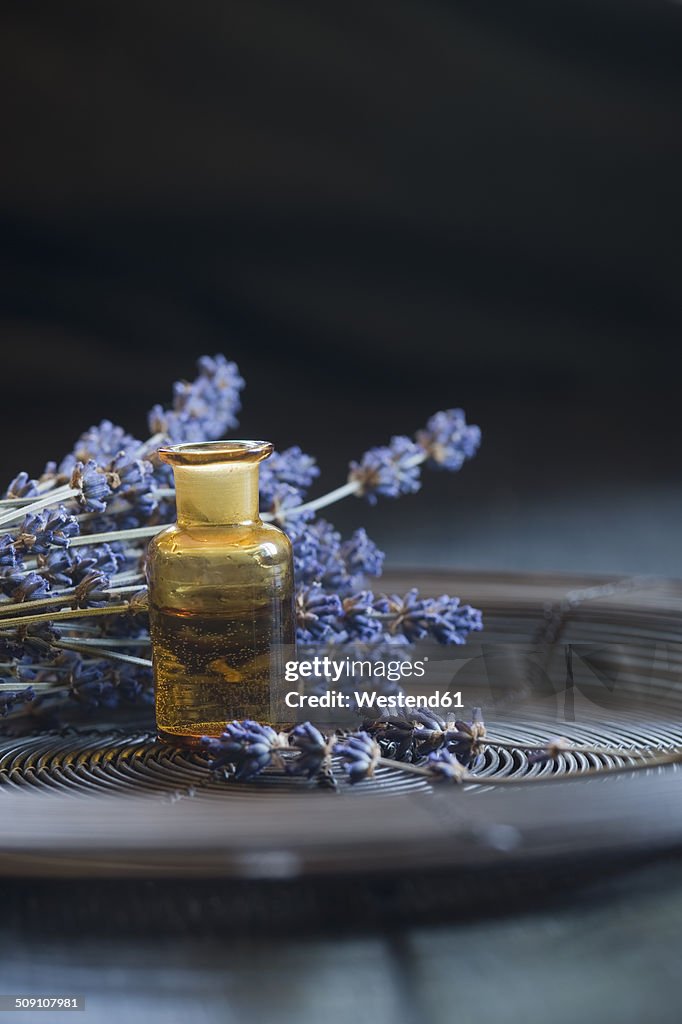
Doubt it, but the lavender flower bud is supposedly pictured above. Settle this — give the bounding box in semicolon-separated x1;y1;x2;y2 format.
0;686;35;716
349;436;423;504
383;588;483;645
59;420;139;476
336;731;381;783
68;544;122;583
416;409;481;471
341;590;384;641
447;707;486;764
36;549;74;587
295;583;344;642
73;570;111;608
16;506;80;552
288;518;344;589
268;482;311;523
288;722;334;778
339;528;384;583
201;720;280;780
3;571;51;603
148;354;244;443
0;536;19;568
426;748;468;783
108;452;158;520
70;460;113;513
5;472;39;499
259;446;319;508
527;736;571;765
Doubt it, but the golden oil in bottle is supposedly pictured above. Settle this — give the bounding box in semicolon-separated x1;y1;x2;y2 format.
146;441;295;747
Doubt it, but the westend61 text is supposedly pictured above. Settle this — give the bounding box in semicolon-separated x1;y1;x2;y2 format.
284;690;464;710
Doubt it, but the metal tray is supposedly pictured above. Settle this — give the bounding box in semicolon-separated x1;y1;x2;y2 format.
2;569;682;894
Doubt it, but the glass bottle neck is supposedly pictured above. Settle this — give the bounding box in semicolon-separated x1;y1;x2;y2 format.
172;463;260;526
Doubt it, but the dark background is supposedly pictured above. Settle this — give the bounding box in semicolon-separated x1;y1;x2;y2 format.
3;0;682;575
3;9;682;1024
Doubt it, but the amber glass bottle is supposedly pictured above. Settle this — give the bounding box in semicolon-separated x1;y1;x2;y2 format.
146;440;295;747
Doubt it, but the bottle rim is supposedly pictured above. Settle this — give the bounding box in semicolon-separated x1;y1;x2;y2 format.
157;440;273;466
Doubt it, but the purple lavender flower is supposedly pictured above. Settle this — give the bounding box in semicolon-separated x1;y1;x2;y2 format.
336;731;381;783
5;472;39;499
341;590;385;641
69;544;124;582
110;453;155;498
72;677;119;710
445;708;486;765
259;446;319;509
3;571;51;603
0;686;35;716
58;421;140;477
201;720;281;780
288;518;342;587
16;506;80;553
58;652;119;709
288;722;333;778
108;453;158;522
0;536;19;568
148;354;244;444
70;460;113;513
339;528;384;584
36;549;74;587
115;663;154;705
73;571;111;608
287;520;384;599
384;588;483;644
349;436;423;504
267;482;312;523
426;748;468;783
416;409;481;471
194;354;245;423
425;595;483;644
295;583;344;642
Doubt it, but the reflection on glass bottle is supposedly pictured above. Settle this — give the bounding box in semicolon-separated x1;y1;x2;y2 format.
146;440;295;746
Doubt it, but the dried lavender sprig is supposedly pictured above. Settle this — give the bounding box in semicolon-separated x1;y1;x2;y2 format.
68;526;163;547
336;731;381;782
48;406;477;530
0;459;120;527
0;685;36;717
0;601;135;630
1;356;243;525
5;407;475;551
202;721;287;780
54;635;151;648
0;496;53;507
0;584;144;617
198;718;682;788
0;485;80;527
53;639;153;669
287;722;337;779
0;566;143;600
340;410;480;511
261;446;424;520
375;750;682;785
362;708;658;765
484;736;660;760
